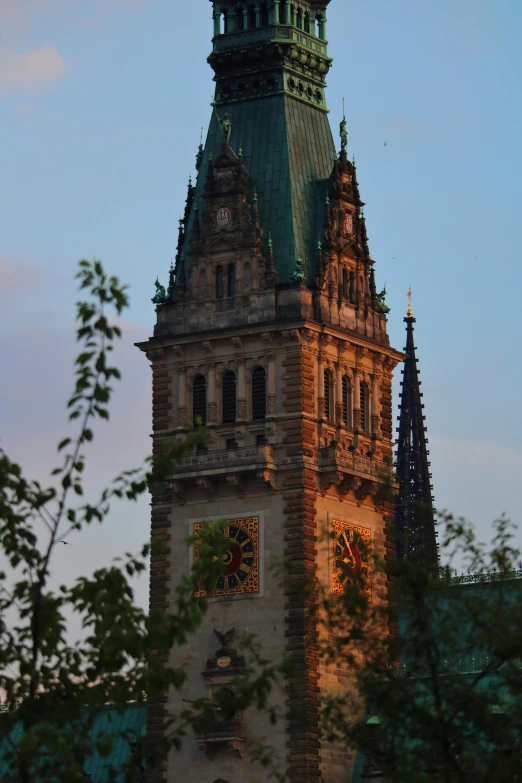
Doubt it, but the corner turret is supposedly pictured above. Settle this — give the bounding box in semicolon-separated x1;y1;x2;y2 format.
395;290;439;568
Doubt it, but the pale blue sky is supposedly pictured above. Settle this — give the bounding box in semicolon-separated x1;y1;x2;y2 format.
1;0;521;601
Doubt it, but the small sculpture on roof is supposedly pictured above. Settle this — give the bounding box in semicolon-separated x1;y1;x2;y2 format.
293;255;306;282
376;283;391;314
152;278;167;305
220;112;233;144
340;116;348;150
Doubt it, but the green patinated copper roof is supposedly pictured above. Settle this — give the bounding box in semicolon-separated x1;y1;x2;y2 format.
187;96;336;284
0;704;146;782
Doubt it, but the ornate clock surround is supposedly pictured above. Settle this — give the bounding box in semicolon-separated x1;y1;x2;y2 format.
192;514;262;599
331;518;372;601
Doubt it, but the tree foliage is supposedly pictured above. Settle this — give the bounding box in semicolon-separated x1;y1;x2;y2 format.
318;514;522;782
0;260;281;782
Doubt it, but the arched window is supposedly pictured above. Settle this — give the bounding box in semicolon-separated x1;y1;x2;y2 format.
360;382;369;433
248;4;256;28
316;13;326;39
342;268;349;299
260;3;269;25
304;11;310;33
223;9;230;33
222;371;237;424
324;369;333;422
216;266;224;299
252;366;267;420
349;271;355;304
228;263;236;296
342;376;351;427
235;6;244;31
296;7;303;29
193;375;207;426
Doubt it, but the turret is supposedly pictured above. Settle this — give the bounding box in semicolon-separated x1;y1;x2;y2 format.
395;290;439;569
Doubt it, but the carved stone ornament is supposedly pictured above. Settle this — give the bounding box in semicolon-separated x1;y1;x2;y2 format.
197;476;215;501
258;469;276;490
170;480;186;505
226;474;245;497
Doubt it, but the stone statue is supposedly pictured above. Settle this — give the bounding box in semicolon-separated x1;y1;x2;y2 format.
293;255;306;282
152;278;167;305
340;116;348;150
220;112;232;144
376;284;391;314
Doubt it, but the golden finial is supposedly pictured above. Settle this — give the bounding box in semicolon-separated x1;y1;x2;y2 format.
406;286;414;317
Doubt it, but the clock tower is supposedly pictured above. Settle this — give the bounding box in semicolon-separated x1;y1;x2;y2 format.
137;2;403;781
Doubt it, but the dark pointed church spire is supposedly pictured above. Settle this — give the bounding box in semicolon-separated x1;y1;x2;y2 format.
395;289;438;569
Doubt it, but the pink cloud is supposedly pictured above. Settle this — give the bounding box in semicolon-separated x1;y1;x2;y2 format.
0;258;47;301
0;44;66;96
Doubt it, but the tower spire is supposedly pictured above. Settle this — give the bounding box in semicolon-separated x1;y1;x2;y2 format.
395;294;438;569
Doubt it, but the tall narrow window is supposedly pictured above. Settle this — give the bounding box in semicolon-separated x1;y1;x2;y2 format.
324;370;332;422
296;8;303;28
360;382;368;433
216;266;224;299
248;4;256;28
223;10;230;33
252;366;267;420
304;11;311;33
222;371;237;424
228;263;236;297
260;3;269;25
236;6;244;31
349;271;356;304
342;376;351;427
342;268;349;299
193;375;207;426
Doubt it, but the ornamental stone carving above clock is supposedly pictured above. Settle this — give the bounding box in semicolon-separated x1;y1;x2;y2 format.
194;516;259;597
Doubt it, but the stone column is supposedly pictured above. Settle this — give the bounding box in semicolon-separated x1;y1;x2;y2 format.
318;353;325;420
285;0;291;24
256;4;261;27
267;353;276;416
318;13;327;40
208;363;217;425
353;369;361;431
371;373;381;437
213;4;221;36
336;365;343;424
178;366;188;428
237;361;247;420
273;0;280;24
243;7;249;29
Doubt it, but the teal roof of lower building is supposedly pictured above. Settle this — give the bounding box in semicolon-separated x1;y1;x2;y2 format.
0;704;146;782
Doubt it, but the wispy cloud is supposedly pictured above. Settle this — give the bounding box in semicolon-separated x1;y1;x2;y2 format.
0;45;66;97
0;258;47;301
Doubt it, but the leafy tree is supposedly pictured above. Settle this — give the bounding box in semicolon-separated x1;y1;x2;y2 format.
0;260;280;782
318;513;522;782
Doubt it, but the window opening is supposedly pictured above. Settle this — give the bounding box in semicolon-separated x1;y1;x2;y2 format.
216;266;224;299
226;438;238;450
324;370;332;421
260;3;269;25
256;434;266;446
360;382;368;432
252;366;267;420
248;4;256;27
236;6;244;30
193;375;207;426
296;7;303;28
342;376;350;427
342;268;349;299
223;9;230;33
222;371;237;424
304;11;310;33
228;263;236;297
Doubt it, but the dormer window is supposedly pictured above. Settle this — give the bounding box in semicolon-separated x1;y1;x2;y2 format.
228;263;236;296
216;266;224;299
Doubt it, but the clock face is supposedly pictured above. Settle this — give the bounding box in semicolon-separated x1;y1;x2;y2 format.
332;520;372;600
217;207;232;228
343;213;353;234
194;516;259;597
